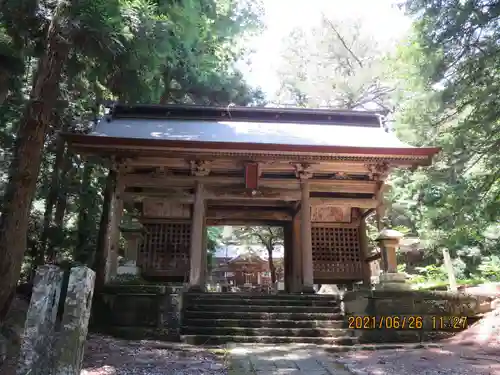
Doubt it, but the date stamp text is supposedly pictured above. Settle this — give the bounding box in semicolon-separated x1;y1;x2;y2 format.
348;315;469;330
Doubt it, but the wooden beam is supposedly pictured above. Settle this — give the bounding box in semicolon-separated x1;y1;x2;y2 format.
206;208;291;221
207;186;299;201
206;219;288;226
125;157;377;174
207;200;293;207
310;198;378;209
122;190;377;208
122;174;377;194
122;192;194;203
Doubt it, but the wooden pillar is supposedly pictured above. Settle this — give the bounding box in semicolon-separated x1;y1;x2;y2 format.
108;197;123;280
104;170;123;282
189;181;205;290
201;223;208;285
283;221;292;292
300;179;314;293
375;180;388;272
291;212;302;292
359;213;371;286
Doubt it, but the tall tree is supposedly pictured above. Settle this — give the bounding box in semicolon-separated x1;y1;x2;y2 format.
229;226;284;284
386;0;500;273
0;0;266;318
274;14;393;110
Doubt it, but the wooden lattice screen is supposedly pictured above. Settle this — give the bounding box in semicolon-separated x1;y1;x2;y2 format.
138;222;191;277
311;226;363;281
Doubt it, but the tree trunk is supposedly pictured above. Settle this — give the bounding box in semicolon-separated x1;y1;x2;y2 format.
39;123;69;263
0;9;70;321
75;163;94;264
93;169;116;292
53;152;73;227
267;248;276;284
0;72;9;105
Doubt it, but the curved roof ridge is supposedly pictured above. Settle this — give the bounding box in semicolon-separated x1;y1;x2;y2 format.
107;103;384;128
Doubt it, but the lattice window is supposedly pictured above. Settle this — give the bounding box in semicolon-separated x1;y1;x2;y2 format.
311;227;362;279
138;223;191;273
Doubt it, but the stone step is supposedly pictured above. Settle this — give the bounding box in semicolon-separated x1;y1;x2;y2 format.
185;296;340;307
181;334;357;345
185;304;341;314
185;292;341;301
183;310;343;321
183;318;345;329
181;326;350;337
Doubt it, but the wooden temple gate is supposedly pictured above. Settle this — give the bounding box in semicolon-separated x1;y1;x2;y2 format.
63;104;439;292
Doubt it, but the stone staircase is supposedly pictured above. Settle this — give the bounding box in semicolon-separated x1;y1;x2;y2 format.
181;292;356;345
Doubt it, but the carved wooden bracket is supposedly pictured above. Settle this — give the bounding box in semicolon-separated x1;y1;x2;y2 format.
190;160;211;177
152;166;170;178
334;172;349;180
367;162;390;180
294;163;313;180
310;205;351;222
244;162;260;189
112;156;133;174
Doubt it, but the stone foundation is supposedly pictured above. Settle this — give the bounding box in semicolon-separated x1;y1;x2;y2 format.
91;283;185;341
343;290;487;343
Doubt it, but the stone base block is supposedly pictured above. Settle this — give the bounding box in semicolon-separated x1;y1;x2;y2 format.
117;264;139;276
301;285;316;294
375;273;410;290
187;285;205;292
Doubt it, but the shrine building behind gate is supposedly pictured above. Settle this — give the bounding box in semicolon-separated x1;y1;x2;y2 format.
63;104;439;293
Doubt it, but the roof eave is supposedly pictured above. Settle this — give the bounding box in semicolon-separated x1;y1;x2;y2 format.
63;133;439;155
109;103;384;127
61;133;440;164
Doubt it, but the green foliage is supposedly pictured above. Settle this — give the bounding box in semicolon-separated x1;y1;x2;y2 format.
385;0;500;276
412;264;448;283
206;226;224;270
0;0;266;283
273;14;393;110
207;227;223;252
477;256;500;281
228;226;284;252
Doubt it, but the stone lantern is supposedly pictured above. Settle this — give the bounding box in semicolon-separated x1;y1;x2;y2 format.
118;218;144;276
375;228;408;290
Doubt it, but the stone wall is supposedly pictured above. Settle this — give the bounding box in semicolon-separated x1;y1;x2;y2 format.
343;290;487;343
92;284;184;341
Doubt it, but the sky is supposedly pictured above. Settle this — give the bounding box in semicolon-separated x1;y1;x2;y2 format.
238;0;411;97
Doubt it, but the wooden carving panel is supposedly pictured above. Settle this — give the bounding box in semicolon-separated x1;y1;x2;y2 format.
143;198;190;219
311;227;363;280
311;206;351;223
245;162;259;190
138;223;191;276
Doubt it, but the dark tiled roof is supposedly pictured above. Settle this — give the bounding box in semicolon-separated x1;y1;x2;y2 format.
109;104;383;127
90;104;412;149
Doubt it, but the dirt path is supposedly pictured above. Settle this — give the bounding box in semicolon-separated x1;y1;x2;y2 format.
81;335;227;375
81;333;500;375
334;345;500;375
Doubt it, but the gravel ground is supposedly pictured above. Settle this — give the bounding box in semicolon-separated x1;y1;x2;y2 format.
81;335;228;375
335;346;500;375
334;306;500;375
